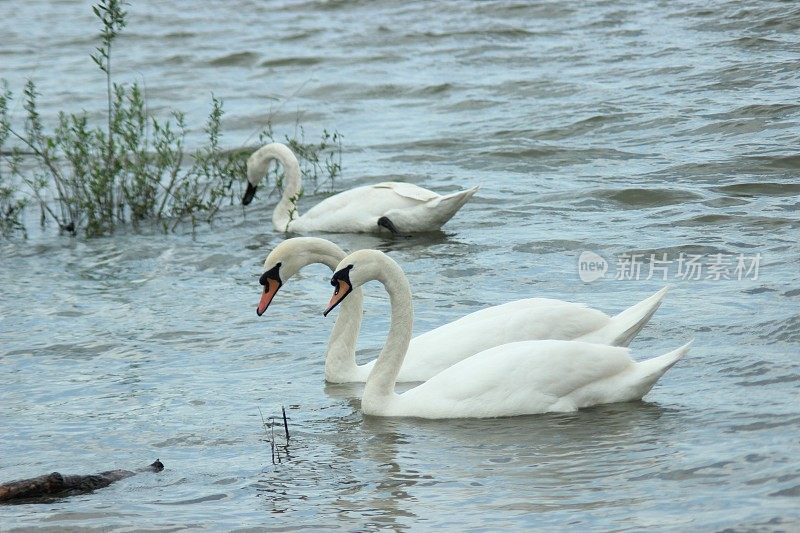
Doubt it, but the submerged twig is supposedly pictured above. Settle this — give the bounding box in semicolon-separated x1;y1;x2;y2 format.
258;406;275;465
282;405;290;442
259;405;292;465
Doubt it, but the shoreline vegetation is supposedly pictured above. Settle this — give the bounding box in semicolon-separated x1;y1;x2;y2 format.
0;0;342;238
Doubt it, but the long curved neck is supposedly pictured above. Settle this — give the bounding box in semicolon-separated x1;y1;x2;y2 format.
248;143;303;232
326;286;364;380
363;258;414;406
305;246;364;383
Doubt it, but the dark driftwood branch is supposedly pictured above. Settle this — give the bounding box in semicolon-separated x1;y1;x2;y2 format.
0;459;163;503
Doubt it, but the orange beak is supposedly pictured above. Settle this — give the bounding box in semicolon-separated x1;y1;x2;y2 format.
324;279;352;317
257;278;281;316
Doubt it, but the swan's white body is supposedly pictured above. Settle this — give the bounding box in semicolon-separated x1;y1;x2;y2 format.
325;249;690;419
246;143;478;233
377;339;691;418
260;238;669;383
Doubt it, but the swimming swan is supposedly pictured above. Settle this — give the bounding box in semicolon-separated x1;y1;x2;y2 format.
323;249;691;418
256;237;669;383
242;143;478;234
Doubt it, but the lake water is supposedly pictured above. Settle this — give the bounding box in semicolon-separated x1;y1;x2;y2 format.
1;0;799;530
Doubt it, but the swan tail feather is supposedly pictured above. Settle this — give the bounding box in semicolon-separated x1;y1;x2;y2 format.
580;287;668;347
630;340;692;397
439;186;479;206
428;186;479;225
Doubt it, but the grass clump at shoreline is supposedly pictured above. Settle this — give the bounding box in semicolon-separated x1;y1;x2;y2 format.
0;0;341;238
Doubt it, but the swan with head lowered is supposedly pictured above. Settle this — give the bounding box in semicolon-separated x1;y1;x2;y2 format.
322;249;691;419
255;237;669;383
242;143;478;234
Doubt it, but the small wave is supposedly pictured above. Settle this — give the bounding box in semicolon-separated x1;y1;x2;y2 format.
440;98;498;112
163;31;197;39
748;7;800;32
284;29;317;41
532;114;638;141
413;83;455;96
712;182;800;196
690;119;775;136
513;240;585;254
631;461;735;481
260;56;323;68
622;244;733;258
729;416;800;432
399;27;551;44
473;2;575;19
761;155;800;170
659;157;800;180
670;213;798;230
771;484;800;497
163;54;192;66
305;82;414;100
373;137;478;153
156;493;228;505
489;146;644;161
737;374;800;387
601;187;704;208
723;36;785;50
758;314;800;344
208;51;260;67
721;360;771;378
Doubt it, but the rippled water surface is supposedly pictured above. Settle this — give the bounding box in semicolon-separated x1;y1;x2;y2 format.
2;0;799;530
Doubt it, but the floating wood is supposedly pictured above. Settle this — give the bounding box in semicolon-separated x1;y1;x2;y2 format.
0;459;163;503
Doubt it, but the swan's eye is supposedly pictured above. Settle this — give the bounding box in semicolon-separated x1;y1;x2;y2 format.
259;262;282;286
330;264;354;288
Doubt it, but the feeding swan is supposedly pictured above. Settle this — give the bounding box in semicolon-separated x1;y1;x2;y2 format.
242;143;478;234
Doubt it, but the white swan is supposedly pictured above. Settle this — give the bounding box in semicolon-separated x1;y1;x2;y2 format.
323;249;691;419
242;143;478;234
256;237;669;383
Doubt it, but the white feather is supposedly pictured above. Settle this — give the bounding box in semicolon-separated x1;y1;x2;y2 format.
328;249;690;419
246;144;477;233
258;239;671;386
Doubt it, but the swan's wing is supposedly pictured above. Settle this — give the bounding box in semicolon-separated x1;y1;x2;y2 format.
298;185;426;232
400;304;611;381
372;182;440;202
446;298;594;323
401;340;634;417
295;182;474;233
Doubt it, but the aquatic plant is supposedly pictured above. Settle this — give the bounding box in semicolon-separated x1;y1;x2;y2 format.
258;119;342;194
0;82;27;237
0;0;341;237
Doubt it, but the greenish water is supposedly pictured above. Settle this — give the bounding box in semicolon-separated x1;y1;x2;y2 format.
1;0;799;530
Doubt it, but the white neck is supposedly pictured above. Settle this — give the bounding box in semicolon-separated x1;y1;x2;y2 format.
361;256;414;410
273;238;364;381
248;143;303;232
309;248;364;383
